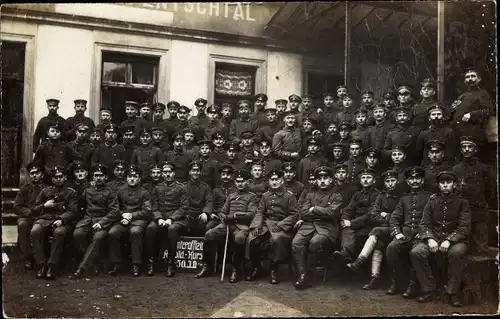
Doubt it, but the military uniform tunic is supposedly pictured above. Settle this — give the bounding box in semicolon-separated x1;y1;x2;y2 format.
272;127;302;161
33;113;66;152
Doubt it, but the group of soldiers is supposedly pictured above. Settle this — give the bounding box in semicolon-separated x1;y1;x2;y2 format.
14;66;496;307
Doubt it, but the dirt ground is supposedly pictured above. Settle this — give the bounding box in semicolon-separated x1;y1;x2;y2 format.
2;260;498;318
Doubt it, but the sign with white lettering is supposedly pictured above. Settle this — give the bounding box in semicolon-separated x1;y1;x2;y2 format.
162;236;204;272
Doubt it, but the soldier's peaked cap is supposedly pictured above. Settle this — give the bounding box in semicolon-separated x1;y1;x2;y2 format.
254;93;268;102
167;101;180;108
219;164;234;174
74;99;87;104
211;131;226;140
27;162;43;173
420;78;437;88
90;164;108;176
314;166;333;178
50;166;65;177
288;94;302;102
267;169;284;179
113;160;128;169
404;166;425;179
459;136;477;146
426;139;445;151
71;161;88;172
357;168;376;177
188;161;202;171
436;171;457;182
161;161;176;170
333;163;349;171
48;121;61;130
237;100;252;108
195;98;208;107
234;169;251;180
46;98;60;104
282;162;296;171
365;147;381;157
126;165;142;176
381;170;398;180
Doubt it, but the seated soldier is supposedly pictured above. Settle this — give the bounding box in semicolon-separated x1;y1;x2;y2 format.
290;166;343;290
65;161;90;221
164;161;213;277
282;162;304;200
347;170;401;290
145;162;186;276
208;164;236;232
13;162;45;270
194;169;257;282
107;165;152;277
334;169;381;264
247;160;268;197
297;169;317;208
142;164;163;194
247;169;298;284
410;171;470;307
385;167;432;298
72;164;120;279
31;167;78;280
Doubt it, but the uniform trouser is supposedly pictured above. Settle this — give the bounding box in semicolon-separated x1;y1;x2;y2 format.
249;231;293;264
386;238;418;281
168;219;207;264
340;227;368;259
73;226;108;269
410;242;468;294
292;232;331;275
31;223;71;265
471;221;489;255
145;221;170;260
204;223;247;267
17;217;33;260
108;224;145;265
206;219;221;232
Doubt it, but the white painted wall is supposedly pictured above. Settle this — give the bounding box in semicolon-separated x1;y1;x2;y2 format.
267;51;303;105
34;25;93;121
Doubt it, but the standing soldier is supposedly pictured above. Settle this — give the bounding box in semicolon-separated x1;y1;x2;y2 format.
130;128;165;180
194;169;257;282
146;162;186;276
211;131;228;163
282;162;304;200
64;99;95;142
95;108;115;134
33;122;71;178
275;99;288;123
165;133;195;183
165;101;180;142
344;139;365;188
119;101;142;137
338;122;353;145
382;91;398;121
368;104;393;156
291;166;343;289
364;148;384;190
222;142;246;171
319;93;340;132
229;100;259;145
67;124;93;168
288;94;303;126
72;164;120;279
336;94;356;127
31;167;78;279
190;98;210;131
384;107;421;165
396;85;417;109
91;124;126;172
385;167;432;298
351;109;371;150
138;102;153;129
297;137;329;185
197;140;219;189
410;171;470;306
33;98;66;153
335;85;349;108
203;104;228;141
453;136;494;256
258;138;282;177
387;146;411;197
107;165;151;277
272;111;302;162
174;105;198;135
183;128;199;159
247;169;298;284
13;162;46;270
423;140;452;194
220;103;234;128
151;126;171;155
251;93;268;126
151;102;169;131
301;94;319;122
451;67;494;146
412;78;438;130
329;142;348;167
256;106;281;144
360;91;376;126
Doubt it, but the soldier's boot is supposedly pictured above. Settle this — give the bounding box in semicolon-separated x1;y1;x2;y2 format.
245;256;262;281
363;249;383;290
294;273;312;290
24;257;34;271
386;269;398;295
36;264;46;279
269;262;279;285
229;266;240;283
45;263;56;280
194;263;211;279
402;280;419;299
132;264;140;277
347;256;367;272
107;264;120;276
417;290;436;303
165;261;176;277
448;294;463;307
293;253;310;289
146;258;155;276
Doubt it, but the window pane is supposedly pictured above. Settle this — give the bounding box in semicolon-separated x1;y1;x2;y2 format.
132;62;154;85
103;62;127;83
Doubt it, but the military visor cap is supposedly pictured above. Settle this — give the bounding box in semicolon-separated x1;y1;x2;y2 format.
126;165;142;176
234;169;251;180
381;170;398;181
27;162;43;173
314;166;333;178
436;171;457;183
267;169;284;179
404;166;425;179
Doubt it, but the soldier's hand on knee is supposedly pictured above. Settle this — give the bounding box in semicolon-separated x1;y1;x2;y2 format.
120;219;130;225
439;240;450;252
395;233;405;241
166;219;172;226
427;239;439;252
199;213;208;223
210;213;218;220
92;223;102;230
294;220;303;229
52;219;62;228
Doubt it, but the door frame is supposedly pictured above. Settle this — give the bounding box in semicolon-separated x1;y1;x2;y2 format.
1;32;36;169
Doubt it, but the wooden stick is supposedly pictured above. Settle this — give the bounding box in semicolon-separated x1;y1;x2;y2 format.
220;224;230;282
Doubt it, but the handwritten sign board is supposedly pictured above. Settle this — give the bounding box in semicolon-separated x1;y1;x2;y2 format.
162;236;204;273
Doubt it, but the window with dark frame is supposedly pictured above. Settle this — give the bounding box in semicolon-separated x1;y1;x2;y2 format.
214;62;257;116
101;52;159;125
306;72;344;106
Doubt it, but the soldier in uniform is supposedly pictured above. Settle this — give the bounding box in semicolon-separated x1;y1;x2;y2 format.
329;142;347;167
257;138;282;177
360;91;376;126
146;162;186;276
388;146;410;196
335;85;349;108
211;131;228;163
272;111;302;162
197;140;219;188
453;136;494;256
385;167;432;298
384;107;421;165
240;131;260;157
396;85;417;109
256;106;281;144
142;164;163;194
335;168;380;264
165;101;180;142
416;104;457;166
297;169;317;207
164;132;194;183
208;164;236;232
335;94;356;127
223;142;246;171
319;93;341;132
351;108;371;150
88;127;103;150
13;162;46;270
423;140;452;194
174;105;199;136
31;166;78;279
106;160;128;195
301;94;319;122
346;170;400;290
194;169;257;282
91;124;126;172
368;104;393;160
95;108;114;135
182;128;199;158
65;161;90;220
382;91;397;119
297;137;329;185
282;162;304;200
34;121;71;178
119;101;142;137
291;166;343;289
203;104;228;141
344;138;365;188
151;126;171;155
189;98;210;131
410;171;470;306
67;123;94;168
165;161;213;277
33;98;66;153
247;169;298;284
288;94;303;126
247;160;268;197
338;122;353;145
138;102;153;125
275;99;288;122
64;99;95;142
107;165;152;277
251;93;268;126
220;102;234;128
131;128;164;180
72;164;120;279
412;78;438;130
364;148;384;190
324;121;340;159
451;67;495;146
332;164;358;210
300;117;316;155
229;100;259;145
151;102;169;132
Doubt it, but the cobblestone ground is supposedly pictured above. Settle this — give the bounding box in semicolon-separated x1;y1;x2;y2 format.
2;261;498;317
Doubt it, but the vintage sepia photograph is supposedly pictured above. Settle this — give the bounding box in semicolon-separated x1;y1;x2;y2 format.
1;1;498;317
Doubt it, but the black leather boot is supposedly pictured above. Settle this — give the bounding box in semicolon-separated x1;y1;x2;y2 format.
362;276;379;290
132;264;140;277
386;269;397;295
45;264;56;280
270;262;279;284
417;291;435;303
294;274;311;290
347;257;366;272
165;262;176;277
194;263;211;279
71;267;84;279
36;264;46;279
402;280;419;299
108;264;120;276
146;259;155;276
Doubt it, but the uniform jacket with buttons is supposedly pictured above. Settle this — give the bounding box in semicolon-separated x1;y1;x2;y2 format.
368;190;400;227
452;86;494;125
67;140;94;167
351;125;371;150
106;179;127;197
284;180;305;200
213;184;236;215
332;182;358;210
229;118;259;145
272;127;302;161
91;142;127;172
14;182;45;219
389;189;432;240
164;149;195;183
341;187;381;231
297;154;329;185
34;139;71;172
131;144;165;179
33;185;79;227
220;189;258;230
172;179;213;221
368;119;394;152
384;125;422;161
416;125;457;166
151;181;186;221
195;155;219;189
65;180;89;217
117;185;151;228
64;115;95;142
248;178;269;197
250;188;297;234
335;109;356;128
260;156;282;178
419;192;471;243
256;121;281;145
202;120;228;142
389;163;410;196
412;99;437;130
424;162;453;194
344;156;365;186
33;113;66;151
77;184;120;229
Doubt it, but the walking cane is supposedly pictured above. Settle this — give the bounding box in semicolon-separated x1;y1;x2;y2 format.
220;224;230;282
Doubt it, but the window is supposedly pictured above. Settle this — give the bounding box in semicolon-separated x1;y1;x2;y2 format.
306;72;344;105
214;62;257;115
101;52;159;124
